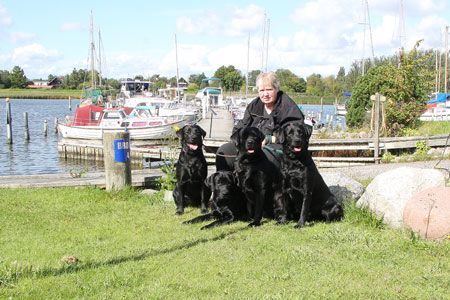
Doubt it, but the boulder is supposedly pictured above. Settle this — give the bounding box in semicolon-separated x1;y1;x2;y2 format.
403;187;450;240
321;172;365;203
357;167;446;228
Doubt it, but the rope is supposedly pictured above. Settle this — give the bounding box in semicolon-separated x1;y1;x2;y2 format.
433;133;450;174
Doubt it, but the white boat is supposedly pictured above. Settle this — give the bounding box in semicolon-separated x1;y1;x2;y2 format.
58;105;188;140
419;93;450;121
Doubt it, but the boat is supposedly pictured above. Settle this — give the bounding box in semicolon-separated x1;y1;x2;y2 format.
335;92;351;116
419;93;450;121
57;105;189;140
195;78;225;119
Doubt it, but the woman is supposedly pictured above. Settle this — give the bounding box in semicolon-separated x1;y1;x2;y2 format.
216;71;305;171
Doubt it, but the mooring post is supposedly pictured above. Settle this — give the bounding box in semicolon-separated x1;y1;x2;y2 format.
6;98;12;144
43;120;48;137
103;131;132;191
24;112;30;141
69;96;72;112
54;117;59;134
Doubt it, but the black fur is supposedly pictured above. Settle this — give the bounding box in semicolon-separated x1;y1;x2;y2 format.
276;122;343;228
183;170;248;229
231;126;285;226
173;124;211;215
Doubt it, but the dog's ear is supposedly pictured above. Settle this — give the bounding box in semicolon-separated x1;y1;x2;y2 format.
198;125;207;138
274;125;285;144
176;125;185;139
205;173;217;191
303;123;313;140
257;129;265;142
230;127;242;147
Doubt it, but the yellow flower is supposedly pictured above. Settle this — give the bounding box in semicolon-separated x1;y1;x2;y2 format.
174;126;180;131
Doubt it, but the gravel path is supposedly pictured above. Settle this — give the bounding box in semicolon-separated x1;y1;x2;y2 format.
319;159;450;181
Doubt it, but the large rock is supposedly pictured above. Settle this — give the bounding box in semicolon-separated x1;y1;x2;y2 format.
357;167;446;228
403;187;450;240
321;172;365;203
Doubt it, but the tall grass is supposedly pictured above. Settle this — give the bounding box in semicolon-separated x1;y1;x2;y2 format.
1;187;450;299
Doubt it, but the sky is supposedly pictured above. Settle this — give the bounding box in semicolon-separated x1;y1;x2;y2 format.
0;0;449;81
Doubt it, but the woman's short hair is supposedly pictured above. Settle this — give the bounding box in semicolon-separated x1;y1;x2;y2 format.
256;72;280;92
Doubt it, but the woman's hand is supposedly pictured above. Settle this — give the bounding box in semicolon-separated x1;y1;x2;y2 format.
262;135;276;146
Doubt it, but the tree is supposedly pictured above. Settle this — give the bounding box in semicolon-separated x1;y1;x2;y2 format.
247;70;261;87
188;73;206;86
0;70;11;89
9;66;28;88
224;70;244;92
213;65;244;92
275;69;306;93
346;41;433;135
187;83;199;93
306;73;325;96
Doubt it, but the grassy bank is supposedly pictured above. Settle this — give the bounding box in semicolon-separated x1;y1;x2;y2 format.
1;187;449;299
0;89;84;99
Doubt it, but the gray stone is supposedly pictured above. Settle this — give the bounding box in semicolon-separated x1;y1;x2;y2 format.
321;171;365;203
357;167;446;228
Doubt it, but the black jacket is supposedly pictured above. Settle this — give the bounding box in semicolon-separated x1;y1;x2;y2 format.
233;91;304;138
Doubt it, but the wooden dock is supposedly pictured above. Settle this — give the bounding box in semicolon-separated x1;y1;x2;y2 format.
57;108;450;168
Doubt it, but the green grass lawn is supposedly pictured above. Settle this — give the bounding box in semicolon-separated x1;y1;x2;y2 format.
1;187;450;299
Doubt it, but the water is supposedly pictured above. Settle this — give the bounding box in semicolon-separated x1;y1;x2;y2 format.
0;99;344;176
0;98;105;176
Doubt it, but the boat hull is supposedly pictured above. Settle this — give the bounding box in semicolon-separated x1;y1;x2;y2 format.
58;119;188;140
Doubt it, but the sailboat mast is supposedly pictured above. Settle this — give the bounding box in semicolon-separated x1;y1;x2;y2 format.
90;10;96;89
261;12;266;73
445;26;448;94
98;28;102;87
246;33;250;101
174;33;180;102
265;19;270;72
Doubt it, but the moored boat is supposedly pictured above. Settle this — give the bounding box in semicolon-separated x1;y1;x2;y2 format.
419;93;450;121
58;105;188;140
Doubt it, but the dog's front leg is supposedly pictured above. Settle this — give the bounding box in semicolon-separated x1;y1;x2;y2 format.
174;182;185;215
295;187;312;228
200;183;211;214
249;189;265;227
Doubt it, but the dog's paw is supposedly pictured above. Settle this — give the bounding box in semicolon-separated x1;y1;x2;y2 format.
275;220;287;226
248;221;261;227
294;223;305;229
200;208;208;214
175;210;184;215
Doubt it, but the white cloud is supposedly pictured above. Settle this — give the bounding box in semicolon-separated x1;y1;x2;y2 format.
60;22;88;32
9;31;35;45
0;4;12;26
176;4;265;37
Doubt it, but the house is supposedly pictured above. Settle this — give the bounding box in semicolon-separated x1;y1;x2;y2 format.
28;77;62;89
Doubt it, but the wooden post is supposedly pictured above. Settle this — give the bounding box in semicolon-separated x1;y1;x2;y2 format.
54;118;59;134
44;120;48;137
6;98;12;144
69;96;72;111
103;132;132;191
24;112;30;141
371;93;382;164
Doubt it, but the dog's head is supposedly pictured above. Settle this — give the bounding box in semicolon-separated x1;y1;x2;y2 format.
276;122;312;157
176;124;206;154
230;126;265;156
205;171;236;207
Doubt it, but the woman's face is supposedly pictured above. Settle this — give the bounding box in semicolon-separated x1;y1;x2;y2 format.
258;84;278;106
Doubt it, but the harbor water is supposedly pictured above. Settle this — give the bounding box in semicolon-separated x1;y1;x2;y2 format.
0;99;344;176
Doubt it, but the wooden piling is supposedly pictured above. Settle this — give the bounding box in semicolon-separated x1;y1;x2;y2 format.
24;112;30;141
6;98;12;144
44;120;48;137
103;132;132;191
69;96;72;112
54;118;59;134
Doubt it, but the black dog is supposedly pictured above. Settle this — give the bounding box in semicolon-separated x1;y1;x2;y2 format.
231;126;285;226
276;122;343;228
183;170;248;229
173;124;211;215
